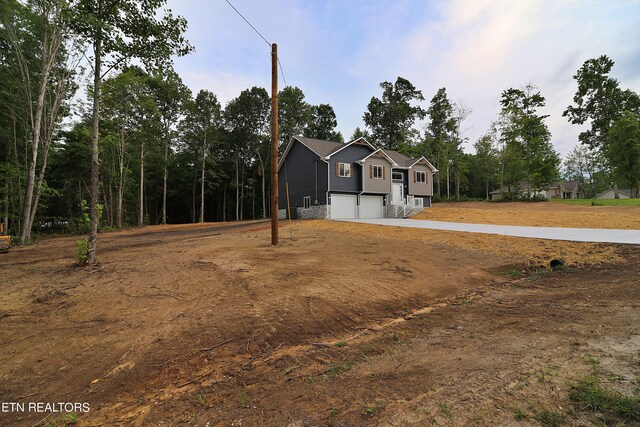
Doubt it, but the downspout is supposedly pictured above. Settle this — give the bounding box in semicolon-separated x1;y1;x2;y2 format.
322;157;330;219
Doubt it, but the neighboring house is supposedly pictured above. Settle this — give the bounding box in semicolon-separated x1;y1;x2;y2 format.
490;180;585;201
594;188;634;199
546;181;586;199
277;136;437;219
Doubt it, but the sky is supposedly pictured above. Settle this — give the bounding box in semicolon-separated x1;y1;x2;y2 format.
165;0;640;157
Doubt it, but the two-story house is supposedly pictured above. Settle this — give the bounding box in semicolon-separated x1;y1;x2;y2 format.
277;136;437;219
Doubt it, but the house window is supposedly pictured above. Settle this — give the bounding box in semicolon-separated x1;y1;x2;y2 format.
392;171;403;181
337;162;351;177
372;165;384;179
303;196;311;209
415;171;426;184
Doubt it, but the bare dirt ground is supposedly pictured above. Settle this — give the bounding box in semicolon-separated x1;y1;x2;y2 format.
411;201;640;230
1;215;639;426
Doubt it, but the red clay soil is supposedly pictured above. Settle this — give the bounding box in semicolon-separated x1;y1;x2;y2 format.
0;220;638;426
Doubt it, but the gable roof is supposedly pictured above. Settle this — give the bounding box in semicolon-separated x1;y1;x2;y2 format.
357;148;398;165
594;188;634;198
325;137;376;158
384;149;438;172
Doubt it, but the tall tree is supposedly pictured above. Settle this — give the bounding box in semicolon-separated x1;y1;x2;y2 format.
306;103;340;141
500;85;559;195
607;111;640;197
563;55;640;152
224;87;270;218
426;88;456;198
2;0;76;243
278;86;311;148
363;77;426;150
562;145;604;197
474;125;500;200
150;69;191;224
69;0;192;264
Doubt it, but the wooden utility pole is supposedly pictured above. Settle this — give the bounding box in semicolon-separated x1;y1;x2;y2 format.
270;43;279;245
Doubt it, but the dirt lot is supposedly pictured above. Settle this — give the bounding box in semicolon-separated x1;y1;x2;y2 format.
411;201;640;230
1;216;639;426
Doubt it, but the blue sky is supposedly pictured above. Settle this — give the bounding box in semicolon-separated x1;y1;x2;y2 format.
166;0;640;157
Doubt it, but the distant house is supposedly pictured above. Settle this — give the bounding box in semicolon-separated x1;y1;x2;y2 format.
546;181;586;199
594;188;634;199
277;136;437;219
490;180;585;201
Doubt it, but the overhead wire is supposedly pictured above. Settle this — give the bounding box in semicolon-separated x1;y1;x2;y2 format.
224;0;288;87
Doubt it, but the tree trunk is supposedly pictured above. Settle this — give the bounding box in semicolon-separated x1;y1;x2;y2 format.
162;123;170;224
88;34;102;265
199;129;207;223
235;156;239;221
138;137;144;226
240;163;244;220
257;153;266;218
117;127;125;228
191;168;196;223
446;165;450;199
223;184;226;222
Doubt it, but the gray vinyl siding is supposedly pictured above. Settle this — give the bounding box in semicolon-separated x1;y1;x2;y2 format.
278;140;328;210
328;144;371;192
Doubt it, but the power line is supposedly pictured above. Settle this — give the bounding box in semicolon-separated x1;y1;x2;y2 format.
224;0;270;46
223;0;288;87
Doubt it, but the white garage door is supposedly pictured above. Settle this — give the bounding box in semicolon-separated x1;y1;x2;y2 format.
359;195;384;218
330;194;357;219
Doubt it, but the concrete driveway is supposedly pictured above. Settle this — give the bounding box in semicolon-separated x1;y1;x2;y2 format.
338;218;640;244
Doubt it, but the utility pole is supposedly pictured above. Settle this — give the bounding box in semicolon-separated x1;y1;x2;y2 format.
270;43;279;245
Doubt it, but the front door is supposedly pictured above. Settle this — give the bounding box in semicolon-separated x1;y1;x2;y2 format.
392;183;403;205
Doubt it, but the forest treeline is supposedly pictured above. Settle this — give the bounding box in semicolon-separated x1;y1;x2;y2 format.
2;0;639;259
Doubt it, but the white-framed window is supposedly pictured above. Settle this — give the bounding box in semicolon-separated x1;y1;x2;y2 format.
303;196;311;209
337;162;351;177
415;171;427;184
372;165;384;179
392;171;403;181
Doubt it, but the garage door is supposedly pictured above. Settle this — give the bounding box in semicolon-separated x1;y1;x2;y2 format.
330;194;357;219
359;195;384;218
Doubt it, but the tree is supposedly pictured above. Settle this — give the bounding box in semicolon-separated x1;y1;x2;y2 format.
562;145;604;197
350;127;370;141
2;0;77;243
278;86;311;148
563;55;640;151
474;126;500;199
69;0;192;264
500;85;559;195
426;88;456;198
150;69;191;224
306;103;340;141
607;111;640;197
224;87;270;218
363;77;426;150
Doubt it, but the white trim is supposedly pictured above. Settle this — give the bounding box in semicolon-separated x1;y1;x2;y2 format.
416;170;427;183
372;165;384;179
406;156;438;172
356;148;398;166
324;137;375;159
338;162;352;177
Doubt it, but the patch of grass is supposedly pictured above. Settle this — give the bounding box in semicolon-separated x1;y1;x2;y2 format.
324;357;357;378
195;393;207;406
569;375;640;422
283;365;297;375
439;402;453;419
513;406;528;420
533;409;567;426
238;391;251;408
415;404;430;416
334;340;346;347
42;413;78;427
552;198;640;206
584;355;600;366
500;269;522;277
364;402;381;417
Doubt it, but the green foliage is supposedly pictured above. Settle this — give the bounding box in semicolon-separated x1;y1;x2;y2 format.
533;410;567;426
42;412;78;427
76;238;90;265
552;198;640;206
570;375;640;422
306;103;339;141
563;55;640;151
607;110;640;194
278;86;312;147
363;77;426;150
